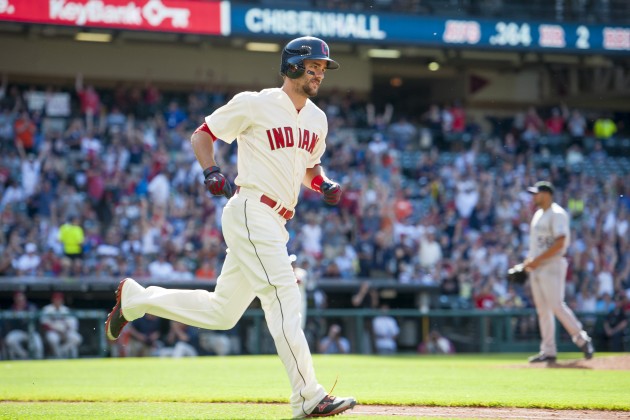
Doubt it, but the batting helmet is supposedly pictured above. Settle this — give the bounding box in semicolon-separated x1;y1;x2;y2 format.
280;36;340;79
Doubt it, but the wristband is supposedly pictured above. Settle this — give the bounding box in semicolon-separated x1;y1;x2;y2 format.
203;166;221;179
311;175;324;193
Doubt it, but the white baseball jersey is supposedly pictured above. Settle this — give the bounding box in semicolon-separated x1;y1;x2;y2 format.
121;87;332;417
206;88;327;209
528;202;570;260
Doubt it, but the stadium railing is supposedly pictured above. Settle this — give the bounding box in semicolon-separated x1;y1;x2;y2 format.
0;308;611;358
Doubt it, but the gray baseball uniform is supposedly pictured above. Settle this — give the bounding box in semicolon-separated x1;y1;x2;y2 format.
528;202;590;356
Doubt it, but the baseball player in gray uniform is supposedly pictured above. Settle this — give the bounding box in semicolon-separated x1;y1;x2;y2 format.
524;181;594;363
105;36;356;418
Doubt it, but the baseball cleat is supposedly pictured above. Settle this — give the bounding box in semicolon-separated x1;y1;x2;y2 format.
581;340;594;360
105;278;129;341
307;394;357;417
528;353;557;363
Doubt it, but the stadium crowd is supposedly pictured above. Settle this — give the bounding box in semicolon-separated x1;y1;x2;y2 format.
0;75;629;357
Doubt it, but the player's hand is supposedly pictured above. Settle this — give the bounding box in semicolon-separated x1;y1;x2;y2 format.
321;180;342;205
523;258;539;272
203;166;233;199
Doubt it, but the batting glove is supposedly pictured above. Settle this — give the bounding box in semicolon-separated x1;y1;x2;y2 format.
203;166;233;199
321;180;342;205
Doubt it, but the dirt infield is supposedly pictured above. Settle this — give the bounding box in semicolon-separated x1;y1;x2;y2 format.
350;355;630;419
351;405;628;419
519;354;630;370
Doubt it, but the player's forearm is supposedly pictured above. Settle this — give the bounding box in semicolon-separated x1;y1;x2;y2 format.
303;165;322;188
303;165;332;190
191;131;217;170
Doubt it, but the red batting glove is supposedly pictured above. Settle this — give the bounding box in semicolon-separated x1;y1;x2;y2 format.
203;166;233;199
321;180;342;205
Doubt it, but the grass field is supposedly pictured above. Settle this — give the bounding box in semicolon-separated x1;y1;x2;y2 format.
1;353;628;419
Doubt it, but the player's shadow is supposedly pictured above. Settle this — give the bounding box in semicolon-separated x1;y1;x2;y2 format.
546;360;591;369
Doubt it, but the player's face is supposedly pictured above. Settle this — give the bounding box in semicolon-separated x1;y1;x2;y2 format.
532;192;543;206
300;59;327;97
532;191;550;207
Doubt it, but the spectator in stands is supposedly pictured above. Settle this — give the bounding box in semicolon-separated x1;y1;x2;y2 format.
602;293;628;351
17;138;49;200
11;242;41;276
4;291;44;360
159;321;199;358
318;323;350;354
596;292;615;313
147;168;171;209
172;258;194;281
40;292;82;358
566;143;585;167
545;107;565;135
127;314;162;357
418;330;455;354
105;105;126;135
450;100;466;134
355;230;375;278
300;212;323;260
58;215;85;276
522;106;544;144
13;110;36;155
198;329;232;356
148;252;174;279
75;73;101;131
195;259;217;280
388;116;417;150
567;109;587;140
0;106;15;153
594;114;617;140
418;228;442;270
454;172;479;220
367;132;388;163
499;284;525;310
164;101;187;130
0;177;24;214
372;304;399;355
144;81;161;118
474;282;497;310
39;247;63;276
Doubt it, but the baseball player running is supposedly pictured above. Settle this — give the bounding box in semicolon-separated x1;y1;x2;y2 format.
105;36;356;418
523;181;594;363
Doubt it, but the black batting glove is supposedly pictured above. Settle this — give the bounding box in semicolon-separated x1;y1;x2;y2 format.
321;180;342;205
203;166;233;199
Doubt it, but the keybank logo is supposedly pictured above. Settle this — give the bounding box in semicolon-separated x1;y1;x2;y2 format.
48;0;190;28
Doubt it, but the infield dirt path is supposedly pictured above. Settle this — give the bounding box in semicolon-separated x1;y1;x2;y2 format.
350;405;627;419
349;355;630;419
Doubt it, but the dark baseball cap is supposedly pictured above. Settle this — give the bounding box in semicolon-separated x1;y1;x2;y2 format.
527;181;554;194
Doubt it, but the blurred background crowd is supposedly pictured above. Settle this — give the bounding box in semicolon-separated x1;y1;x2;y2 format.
1;74;629;321
3;62;630;361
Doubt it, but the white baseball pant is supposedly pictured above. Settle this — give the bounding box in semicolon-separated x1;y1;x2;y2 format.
120;190;326;418
530;258;588;356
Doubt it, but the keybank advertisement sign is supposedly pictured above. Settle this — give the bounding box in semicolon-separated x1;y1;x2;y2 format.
232;5;629;53
0;0;230;35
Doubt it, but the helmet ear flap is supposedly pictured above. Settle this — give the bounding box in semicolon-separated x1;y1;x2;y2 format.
285;63;305;79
